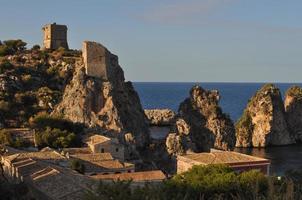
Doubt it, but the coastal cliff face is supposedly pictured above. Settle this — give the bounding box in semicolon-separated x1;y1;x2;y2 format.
166;86;236;155
145;109;176;126
236;84;294;147
53;42;149;148
284;86;302;142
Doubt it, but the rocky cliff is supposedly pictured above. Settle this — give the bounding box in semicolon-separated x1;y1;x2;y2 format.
236;84;294;147
53;42;149;148
166;85;236;155
284;86;302;142
144;109;176;126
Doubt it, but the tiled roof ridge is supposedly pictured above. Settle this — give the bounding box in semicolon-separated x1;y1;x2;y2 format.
31;166;60;180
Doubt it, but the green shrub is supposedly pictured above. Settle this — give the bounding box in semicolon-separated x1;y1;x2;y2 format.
0;60;14;73
35;127;77;148
70;159;85;174
31;45;40;51
0;100;10;111
29;112;83;134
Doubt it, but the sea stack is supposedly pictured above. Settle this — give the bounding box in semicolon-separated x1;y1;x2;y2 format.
166;85;236;155
53;41;149;148
284;86;302;142
236;84;294;147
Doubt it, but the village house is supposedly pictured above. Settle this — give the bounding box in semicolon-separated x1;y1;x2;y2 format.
177;149;271;175
91;170;166;187
62;147;134;175
1;147;67;182
87;134;125;161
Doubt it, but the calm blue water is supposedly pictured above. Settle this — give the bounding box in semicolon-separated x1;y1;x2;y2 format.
133;82;302;175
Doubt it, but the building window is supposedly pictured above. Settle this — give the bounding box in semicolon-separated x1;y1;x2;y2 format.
101;148;104;153
115;148;119;152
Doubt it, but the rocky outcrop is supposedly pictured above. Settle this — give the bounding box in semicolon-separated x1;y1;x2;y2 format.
53;41;149;148
166;86;236;155
144;109;176;126
236;84;294;147
285;86;302;142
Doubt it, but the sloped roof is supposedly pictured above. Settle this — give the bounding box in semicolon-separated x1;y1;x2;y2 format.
89;135;110;145
91;170;166;182
178;151;270;165
62;147;92;155
71;153;113;162
29;166;92;200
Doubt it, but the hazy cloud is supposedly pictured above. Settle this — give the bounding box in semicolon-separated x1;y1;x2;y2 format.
138;0;236;24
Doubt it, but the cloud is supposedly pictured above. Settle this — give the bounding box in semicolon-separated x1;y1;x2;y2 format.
138;0;235;24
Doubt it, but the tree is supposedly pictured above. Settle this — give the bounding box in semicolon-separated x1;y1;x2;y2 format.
31;44;40;51
0;39;27;56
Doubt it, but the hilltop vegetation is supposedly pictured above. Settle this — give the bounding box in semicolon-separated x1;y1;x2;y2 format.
0;39;83;148
0;39;81;128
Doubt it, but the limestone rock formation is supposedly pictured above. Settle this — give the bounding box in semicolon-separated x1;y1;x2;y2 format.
144;109;176;126
166;85;236;155
236;84;294;147
284;86;302;142
53;41;149;148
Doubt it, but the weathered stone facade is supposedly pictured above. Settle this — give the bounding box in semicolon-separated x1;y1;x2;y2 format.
42;23;69;50
83;41;119;80
87;135;125;161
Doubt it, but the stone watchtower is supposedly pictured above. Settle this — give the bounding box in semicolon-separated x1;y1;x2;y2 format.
42;23;69;50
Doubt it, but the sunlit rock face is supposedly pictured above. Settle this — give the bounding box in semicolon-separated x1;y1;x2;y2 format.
54;41;150;149
236;84;294;147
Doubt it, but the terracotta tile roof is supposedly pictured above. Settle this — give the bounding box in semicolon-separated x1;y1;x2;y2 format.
91;170;166;182
89;135;110;144
29;167;85;199
62;147;92;155
11;150;65;161
179;151;270;165
92;160;126;169
71;153;113;162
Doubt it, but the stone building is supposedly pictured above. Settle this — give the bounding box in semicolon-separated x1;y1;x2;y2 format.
177;149;271;175
42;23;69;50
91;170;166;187
87;135;125;161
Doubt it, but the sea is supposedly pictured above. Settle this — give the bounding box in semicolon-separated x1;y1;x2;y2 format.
133;82;302;175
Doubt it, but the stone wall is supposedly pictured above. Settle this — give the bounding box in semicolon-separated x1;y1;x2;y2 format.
89;140;125;161
82;41;121;82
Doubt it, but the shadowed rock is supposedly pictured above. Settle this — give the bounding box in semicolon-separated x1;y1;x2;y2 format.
166;85;236;155
285;86;302;142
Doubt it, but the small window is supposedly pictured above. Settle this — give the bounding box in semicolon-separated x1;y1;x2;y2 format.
115;148;119;152
101;148;104;153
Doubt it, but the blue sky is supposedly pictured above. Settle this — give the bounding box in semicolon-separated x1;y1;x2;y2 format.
1;0;302;82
